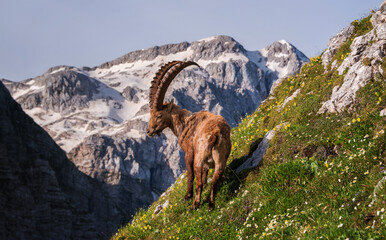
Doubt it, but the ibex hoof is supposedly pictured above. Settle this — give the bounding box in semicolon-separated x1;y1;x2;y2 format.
208;202;215;211
184;194;192;202
191;202;200;210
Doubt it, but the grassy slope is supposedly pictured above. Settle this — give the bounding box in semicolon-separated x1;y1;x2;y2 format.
113;14;385;240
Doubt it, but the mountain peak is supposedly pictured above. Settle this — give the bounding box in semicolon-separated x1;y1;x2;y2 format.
98;41;191;69
198;35;238;43
278;39;290;45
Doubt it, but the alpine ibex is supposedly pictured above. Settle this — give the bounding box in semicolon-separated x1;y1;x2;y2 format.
147;61;231;211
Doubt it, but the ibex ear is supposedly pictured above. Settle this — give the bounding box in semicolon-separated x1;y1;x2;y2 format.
167;99;174;112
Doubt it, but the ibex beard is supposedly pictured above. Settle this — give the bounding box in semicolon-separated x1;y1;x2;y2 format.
147;61;231;211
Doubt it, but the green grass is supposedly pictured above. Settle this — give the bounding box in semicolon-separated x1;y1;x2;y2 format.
112;12;385;240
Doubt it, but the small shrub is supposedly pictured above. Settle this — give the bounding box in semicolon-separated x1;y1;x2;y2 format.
362;57;371;66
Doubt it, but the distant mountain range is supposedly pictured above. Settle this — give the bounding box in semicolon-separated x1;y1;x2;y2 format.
1;35;308;238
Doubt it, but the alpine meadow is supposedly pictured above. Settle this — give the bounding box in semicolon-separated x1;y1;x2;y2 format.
113;4;385;240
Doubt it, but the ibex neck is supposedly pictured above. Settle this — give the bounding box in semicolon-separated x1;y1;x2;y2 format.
169;106;192;138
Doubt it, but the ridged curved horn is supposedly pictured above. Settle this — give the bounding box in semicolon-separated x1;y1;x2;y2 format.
149;61;200;110
149;61;180;110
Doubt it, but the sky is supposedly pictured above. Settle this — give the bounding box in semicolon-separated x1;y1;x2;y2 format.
0;0;383;82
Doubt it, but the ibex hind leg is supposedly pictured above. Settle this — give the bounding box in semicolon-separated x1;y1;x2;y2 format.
208;149;226;211
202;163;209;189
192;157;205;210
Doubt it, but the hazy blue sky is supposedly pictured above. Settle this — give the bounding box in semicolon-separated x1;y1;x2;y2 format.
0;0;383;81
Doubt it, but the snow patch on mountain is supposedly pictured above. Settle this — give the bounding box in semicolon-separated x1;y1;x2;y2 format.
197;52;249;67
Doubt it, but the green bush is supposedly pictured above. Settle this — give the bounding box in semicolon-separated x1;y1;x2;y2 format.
363;57;371;66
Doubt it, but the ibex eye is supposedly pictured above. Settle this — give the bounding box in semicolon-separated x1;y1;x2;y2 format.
157;115;162;119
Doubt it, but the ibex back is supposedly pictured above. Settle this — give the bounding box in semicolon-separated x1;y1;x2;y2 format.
147;61;231;211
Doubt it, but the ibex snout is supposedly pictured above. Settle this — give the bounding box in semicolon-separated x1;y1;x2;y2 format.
147;128;159;137
146;129;153;137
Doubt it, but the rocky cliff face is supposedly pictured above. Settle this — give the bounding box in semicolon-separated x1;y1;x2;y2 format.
0;82;123;239
319;2;386;113
2;35;309;225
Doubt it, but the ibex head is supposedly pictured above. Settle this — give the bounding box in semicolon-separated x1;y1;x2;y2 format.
147;61;200;137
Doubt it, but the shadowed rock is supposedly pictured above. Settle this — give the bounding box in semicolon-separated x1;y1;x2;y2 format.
0;82;123;239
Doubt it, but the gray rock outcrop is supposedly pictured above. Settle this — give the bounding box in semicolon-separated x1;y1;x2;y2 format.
236;124;282;173
321;25;354;67
319;3;386;113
